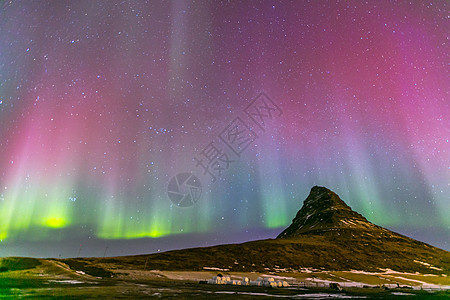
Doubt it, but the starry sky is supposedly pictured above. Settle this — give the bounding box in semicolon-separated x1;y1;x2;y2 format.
0;1;448;258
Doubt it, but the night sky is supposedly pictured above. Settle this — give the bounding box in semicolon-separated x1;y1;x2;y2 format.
0;1;448;258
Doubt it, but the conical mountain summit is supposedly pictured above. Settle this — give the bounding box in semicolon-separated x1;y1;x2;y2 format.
278;186;378;238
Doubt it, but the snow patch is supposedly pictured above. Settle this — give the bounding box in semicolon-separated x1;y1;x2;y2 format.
391;292;415;296
299;267;316;273
48;280;85;284
413;260;443;271
203;267;230;271
261;274;296;280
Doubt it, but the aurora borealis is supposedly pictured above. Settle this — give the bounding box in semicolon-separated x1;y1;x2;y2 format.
0;1;448;257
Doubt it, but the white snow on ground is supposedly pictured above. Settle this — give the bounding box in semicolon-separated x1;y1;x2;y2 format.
261;274;296;280
305;278;336;284
385;276;450;289
347;269;449;290
48;280;85;284
299;267;315;273
391;292;414;296
388;276;432;285
157;268;449;290
413;260;443;271
203;267;230;271
273;268;289;272
379;268;420;275
351;269;441;277
414;260;431;266
349;270;380;275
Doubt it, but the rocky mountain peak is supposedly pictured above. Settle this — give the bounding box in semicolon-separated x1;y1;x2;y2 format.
277;186;376;238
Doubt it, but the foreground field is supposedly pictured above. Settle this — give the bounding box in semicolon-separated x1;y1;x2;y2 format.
2;279;450;299
1;257;449;299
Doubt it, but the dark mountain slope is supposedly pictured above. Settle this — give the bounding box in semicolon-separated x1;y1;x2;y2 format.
66;186;450;275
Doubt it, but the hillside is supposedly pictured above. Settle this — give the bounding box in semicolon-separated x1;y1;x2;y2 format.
65;186;450;275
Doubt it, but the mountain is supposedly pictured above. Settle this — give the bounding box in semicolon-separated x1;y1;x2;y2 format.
63;186;450;276
278;186;378;237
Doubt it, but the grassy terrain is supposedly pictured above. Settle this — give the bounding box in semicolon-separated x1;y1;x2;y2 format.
0;257;449;298
71;228;449;276
0;257;41;272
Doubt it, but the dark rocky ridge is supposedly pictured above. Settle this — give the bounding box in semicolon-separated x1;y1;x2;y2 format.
278;186;378;238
